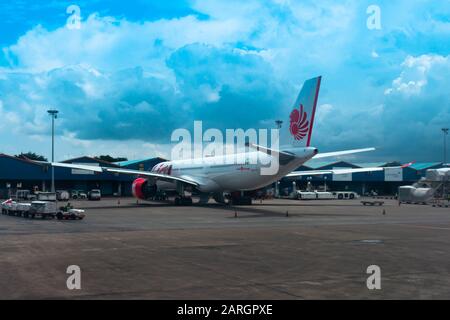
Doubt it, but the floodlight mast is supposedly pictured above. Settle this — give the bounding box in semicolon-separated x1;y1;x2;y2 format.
47;109;59;193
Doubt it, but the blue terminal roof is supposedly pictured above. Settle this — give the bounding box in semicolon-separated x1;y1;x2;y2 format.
115;157;167;167
303;161;358;170
62;156;121;167
409;162;443;170
353;162;389;168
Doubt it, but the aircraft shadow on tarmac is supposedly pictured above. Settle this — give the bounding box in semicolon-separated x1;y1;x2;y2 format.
101;201;363;218
85;200;368;219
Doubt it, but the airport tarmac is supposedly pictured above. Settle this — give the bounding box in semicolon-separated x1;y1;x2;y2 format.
1;197;450;299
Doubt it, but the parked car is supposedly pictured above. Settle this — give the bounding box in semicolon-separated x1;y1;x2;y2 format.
71;190;87;200
88;189;101;200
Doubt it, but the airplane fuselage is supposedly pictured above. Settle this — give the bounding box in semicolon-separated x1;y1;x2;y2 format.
151;147;318;193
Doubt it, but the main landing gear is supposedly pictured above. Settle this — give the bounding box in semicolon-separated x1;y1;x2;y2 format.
230;191;252;205
174;182;193;206
174;196;193;206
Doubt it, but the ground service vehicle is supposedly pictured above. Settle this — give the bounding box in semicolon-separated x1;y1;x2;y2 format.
71;190;87;200
27;201;57;219
88;189;101;201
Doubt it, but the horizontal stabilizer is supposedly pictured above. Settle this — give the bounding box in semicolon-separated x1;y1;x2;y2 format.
313;147;375;159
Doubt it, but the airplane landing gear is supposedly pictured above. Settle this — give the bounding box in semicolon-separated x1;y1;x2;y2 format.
213;192;229;205
198;193;210;205
231;196;252;205
230;191;252;205
175;182;193;206
174;196;193;206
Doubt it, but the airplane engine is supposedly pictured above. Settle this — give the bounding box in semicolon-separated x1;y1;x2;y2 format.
132;178;157;200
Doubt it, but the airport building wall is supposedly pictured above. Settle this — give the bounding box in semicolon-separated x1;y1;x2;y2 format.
0;154;134;197
281;162;445;196
0;153;446;198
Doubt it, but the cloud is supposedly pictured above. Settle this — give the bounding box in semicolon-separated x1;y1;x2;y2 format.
385;54;449;96
0;0;449;162
0;43;291;143
309;52;450;162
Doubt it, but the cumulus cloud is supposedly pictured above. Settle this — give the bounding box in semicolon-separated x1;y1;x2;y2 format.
0;43;291;143
385;54;449;96
0;0;449;161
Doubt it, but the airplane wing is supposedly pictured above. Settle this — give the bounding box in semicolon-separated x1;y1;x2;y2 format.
49;162;199;186
286;166;384;177
313;148;375;159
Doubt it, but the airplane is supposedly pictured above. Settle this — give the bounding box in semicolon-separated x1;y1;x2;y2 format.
47;76;392;205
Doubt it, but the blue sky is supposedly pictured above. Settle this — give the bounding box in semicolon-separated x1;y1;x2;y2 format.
0;0;449;161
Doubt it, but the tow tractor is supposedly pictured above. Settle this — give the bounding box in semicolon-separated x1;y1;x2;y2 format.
56;203;86;220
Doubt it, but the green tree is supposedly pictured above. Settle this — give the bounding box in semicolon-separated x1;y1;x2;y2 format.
15;152;48;161
94;155;128;163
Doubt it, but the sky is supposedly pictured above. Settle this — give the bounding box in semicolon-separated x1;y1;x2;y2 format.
0;0;449;162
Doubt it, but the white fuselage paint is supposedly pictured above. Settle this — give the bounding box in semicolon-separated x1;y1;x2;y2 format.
152;147;318;193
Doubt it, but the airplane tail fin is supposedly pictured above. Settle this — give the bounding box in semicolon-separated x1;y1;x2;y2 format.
280;76;321;148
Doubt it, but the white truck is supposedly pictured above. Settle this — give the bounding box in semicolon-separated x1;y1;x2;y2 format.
295;191;317;200
1;200;85;220
294;190;359;200
332;191;359;200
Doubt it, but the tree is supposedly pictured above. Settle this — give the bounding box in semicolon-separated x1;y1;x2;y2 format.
94;155;128;163
15;152;48;162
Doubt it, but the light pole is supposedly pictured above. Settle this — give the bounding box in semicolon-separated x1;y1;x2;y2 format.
47;109;59;193
442;128;449;164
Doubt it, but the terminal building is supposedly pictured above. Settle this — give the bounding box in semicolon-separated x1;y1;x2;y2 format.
0;153;446;198
0;154;165;198
279;161;445;196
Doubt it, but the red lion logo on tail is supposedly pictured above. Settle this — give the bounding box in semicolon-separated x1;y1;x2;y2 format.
289;104;309;140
